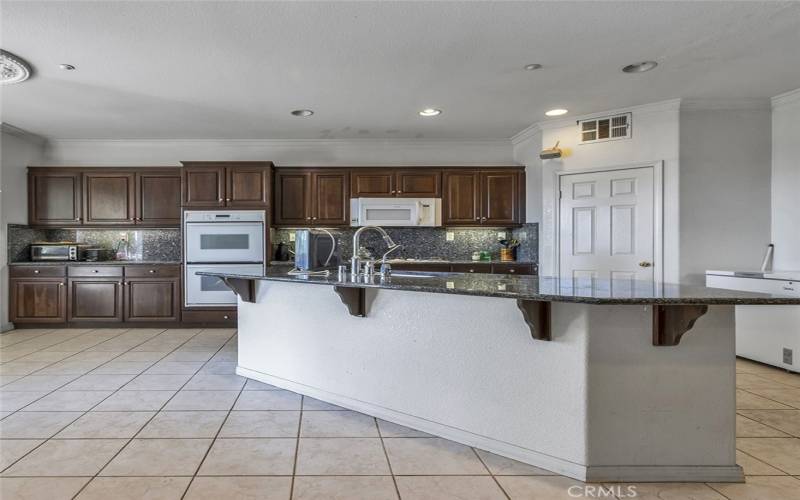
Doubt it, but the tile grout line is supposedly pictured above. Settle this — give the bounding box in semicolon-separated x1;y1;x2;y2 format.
66;328;233;499
288;394;304;499
180;339;246;499
375;417;402;499
736;411;799;439
735;447;795;476
470;446;511;500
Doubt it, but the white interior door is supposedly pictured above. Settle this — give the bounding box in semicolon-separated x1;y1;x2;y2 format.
559;167;655;282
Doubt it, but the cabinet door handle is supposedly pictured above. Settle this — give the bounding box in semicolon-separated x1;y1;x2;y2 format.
58;282;64;286
148;269;155;274
306;217;312;220
226;198;231;202
312;217;317;220
397;191;402;194
475;216;480;220
509;269;515;273
223;315;229;320
218;198;224;202
391;190;396;194
33;269;40;274
92;269;99;273
481;217;487;221
75;217;80;221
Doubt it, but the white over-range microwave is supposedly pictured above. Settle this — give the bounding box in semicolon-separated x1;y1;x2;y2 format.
350;198;442;227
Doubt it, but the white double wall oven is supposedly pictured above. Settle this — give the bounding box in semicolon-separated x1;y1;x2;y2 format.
183;210;265;307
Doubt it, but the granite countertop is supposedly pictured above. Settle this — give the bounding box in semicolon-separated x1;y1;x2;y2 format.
9;261;181;266
197;269;800;305
269;259;536;266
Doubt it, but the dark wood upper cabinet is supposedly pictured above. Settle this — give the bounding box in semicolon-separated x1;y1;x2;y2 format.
182;165;225;207
443;170;481;225
312;171;349;226
395;170;441;197
181;162;272;208
28;170;82;226
443;168;524;226
274;168;349;226
10;278;67;324
350;169;441;198
350;170;394;197
274;171;311;225
136;170;181;226
482;170;520;225
124;278;180;322
67;278;124;322
83;172;136;225
226;165;270;207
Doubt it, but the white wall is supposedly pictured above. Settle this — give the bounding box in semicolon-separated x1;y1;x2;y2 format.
771;89;800;270
679;105;772;284
512;129;543;224
533;100;681;282
1;127;46;330
42;139;514;167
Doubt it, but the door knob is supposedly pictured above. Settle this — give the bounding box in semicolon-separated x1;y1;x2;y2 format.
638;261;653;268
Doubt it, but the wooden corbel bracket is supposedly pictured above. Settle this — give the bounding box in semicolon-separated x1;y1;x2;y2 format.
333;286;366;317
516;300;552;341
221;277;255;303
652;304;709;346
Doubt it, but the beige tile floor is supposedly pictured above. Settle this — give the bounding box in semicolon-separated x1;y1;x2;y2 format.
0;327;799;499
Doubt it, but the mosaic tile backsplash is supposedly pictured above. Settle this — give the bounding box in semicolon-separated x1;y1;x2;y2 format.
271;224;538;262
7;225;181;262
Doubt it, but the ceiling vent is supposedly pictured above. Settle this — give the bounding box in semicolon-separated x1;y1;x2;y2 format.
578;112;631;144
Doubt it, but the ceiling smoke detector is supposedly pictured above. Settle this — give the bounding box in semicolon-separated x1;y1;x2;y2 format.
622;61;658;73
419;108;442;117
1;50;32;85
59;63;76;71
291;109;314;117
524;63;542;71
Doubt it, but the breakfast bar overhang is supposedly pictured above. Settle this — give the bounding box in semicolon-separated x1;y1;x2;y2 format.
203;270;800;483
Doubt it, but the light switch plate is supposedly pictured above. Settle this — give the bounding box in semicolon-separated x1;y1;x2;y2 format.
446;281;455;289
446;231;455;241
289;232;296;242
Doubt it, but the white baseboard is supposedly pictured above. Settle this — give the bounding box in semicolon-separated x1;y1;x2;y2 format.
236;365;588;480
237;365;745;483
585;465;744;483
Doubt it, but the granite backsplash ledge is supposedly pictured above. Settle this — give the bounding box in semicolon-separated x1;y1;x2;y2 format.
271;223;538;262
7;225;181;263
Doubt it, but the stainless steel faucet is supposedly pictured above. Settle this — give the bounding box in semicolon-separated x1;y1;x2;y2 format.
350;226;400;278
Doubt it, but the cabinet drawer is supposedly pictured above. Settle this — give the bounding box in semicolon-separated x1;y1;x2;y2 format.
491;263;535;275
124;265;181;278
10;265;67;278
450;263;492;274
68;265;123;277
182;309;237;324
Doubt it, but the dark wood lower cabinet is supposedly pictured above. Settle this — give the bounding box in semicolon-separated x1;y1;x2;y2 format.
10;278;67;323
68;278;124;322
124;278;180;322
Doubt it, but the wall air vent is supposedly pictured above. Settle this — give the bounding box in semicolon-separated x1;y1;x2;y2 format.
578;112;631;144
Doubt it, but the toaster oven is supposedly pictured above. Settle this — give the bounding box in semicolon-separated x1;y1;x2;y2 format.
30;243;86;261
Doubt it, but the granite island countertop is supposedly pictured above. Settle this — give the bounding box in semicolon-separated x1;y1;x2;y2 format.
197;269;800;305
9;261;181;266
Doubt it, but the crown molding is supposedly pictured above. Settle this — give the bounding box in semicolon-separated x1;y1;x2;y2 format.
772;87;800;108
0;122;46;146
681;98;770;110
510;123;542;146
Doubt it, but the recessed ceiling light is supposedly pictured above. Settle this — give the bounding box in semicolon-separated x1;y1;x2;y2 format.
59;63;76;71
622;61;657;73
419;108;442;117
1;50;32;84
290;109;314;117
524;63;542;71
545;109;568;117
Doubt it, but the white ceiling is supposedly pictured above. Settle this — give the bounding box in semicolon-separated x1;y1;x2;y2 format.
1;1;799;140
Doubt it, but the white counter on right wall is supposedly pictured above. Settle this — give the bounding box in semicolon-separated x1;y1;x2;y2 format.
706;270;800;372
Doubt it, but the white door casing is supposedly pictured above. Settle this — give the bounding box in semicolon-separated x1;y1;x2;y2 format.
559;166;658;282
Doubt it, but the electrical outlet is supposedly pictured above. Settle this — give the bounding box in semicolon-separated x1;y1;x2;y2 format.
446;231;455;241
289;232;296;242
446;281;455;289
497;231;506;240
784;348;793;365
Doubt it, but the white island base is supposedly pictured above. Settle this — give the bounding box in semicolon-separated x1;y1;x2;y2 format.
236;280;741;483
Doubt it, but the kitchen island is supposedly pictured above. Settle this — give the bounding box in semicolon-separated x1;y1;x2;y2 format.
201;269;800;483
